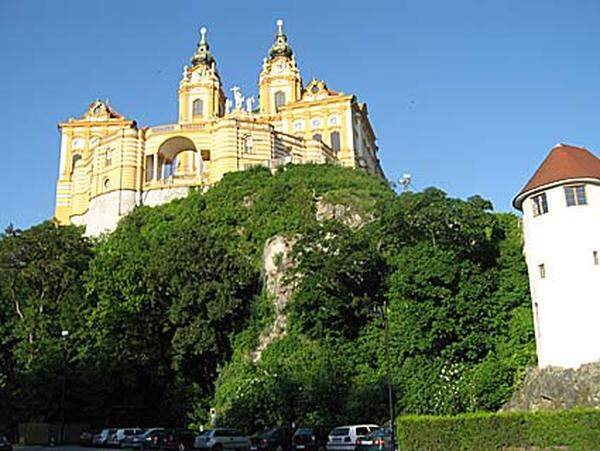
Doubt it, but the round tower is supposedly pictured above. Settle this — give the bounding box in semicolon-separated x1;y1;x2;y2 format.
514;143;600;368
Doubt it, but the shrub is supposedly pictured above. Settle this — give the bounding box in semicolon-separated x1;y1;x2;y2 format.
397;408;600;450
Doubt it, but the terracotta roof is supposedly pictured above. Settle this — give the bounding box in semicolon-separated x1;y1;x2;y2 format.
513;144;600;209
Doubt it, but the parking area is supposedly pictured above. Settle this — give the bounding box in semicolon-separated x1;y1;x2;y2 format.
16;447;113;451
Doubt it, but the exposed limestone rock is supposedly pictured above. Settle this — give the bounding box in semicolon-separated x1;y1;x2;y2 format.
503;362;600;412
252;235;296;362
315;198;372;229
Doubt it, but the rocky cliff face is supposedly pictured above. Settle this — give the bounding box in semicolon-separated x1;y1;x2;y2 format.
252;235;296;362
315;198;372;229
251;198;370;362
503;362;600;411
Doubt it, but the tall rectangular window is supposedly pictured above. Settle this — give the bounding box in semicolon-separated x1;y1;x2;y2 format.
594;251;599;266
330;131;341;151
145;155;154;182
538;263;546;279
532;192;548;217
565;185;587;206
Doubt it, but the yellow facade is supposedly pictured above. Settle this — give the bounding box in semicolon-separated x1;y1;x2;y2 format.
54;20;385;235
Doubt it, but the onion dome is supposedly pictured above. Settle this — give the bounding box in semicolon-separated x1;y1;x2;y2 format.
191;26;216;67
269;19;293;59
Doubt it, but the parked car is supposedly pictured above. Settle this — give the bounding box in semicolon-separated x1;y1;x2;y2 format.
354;428;393;451
250;428;292;451
194;428;250;451
0;436;12;451
162;429;197;451
107;429;144;447
95;429;118;447
292;428;327;451
121;429;165;449
326;425;379;451
141;429;170;451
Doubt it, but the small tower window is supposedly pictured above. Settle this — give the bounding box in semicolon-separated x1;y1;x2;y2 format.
538;263;546;279
313;133;322;142
105;148;113;167
532;193;548;217
244;135;253;154
594;251;599;266
103;178;110;191
564;185;587;207
274;91;286;111
330;131;341;151
192;99;204;117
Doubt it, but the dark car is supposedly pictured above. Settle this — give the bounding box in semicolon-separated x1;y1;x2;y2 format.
355;428;393;451
292;428;327;451
142;429;170;451
162;429;196;451
250;428;292;451
0;436;12;451
122;429;167;449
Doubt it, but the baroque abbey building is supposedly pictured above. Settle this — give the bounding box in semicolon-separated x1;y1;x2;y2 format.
54;20;385;235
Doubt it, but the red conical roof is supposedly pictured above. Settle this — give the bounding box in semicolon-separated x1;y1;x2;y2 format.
513;144;600;209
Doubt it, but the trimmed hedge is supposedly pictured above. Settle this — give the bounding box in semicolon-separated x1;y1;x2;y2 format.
397;408;600;450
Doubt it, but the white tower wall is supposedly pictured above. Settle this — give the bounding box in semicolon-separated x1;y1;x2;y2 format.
522;182;600;368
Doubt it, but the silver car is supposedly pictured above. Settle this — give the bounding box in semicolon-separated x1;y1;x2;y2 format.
193;429;250;451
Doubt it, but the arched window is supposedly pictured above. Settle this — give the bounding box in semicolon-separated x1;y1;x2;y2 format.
330;131;341;151
274;91;286;111
313;133;322;142
192;99;204;117
103;178;110;191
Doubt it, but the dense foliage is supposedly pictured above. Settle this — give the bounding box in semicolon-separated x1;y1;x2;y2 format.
397;409;600;450
0;164;534;434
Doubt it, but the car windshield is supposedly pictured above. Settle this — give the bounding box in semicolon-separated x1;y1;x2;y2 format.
295;429;313;435
331;428;349;437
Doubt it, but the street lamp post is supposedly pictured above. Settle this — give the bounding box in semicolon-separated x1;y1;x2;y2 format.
372;301;396;451
382;300;396;451
60;330;69;444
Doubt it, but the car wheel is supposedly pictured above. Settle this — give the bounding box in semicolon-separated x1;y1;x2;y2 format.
178;444;185;451
212;445;223;451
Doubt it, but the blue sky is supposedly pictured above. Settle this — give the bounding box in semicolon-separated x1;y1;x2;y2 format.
1;0;599;229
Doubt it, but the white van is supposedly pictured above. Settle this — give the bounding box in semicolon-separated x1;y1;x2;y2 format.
326;425;379;451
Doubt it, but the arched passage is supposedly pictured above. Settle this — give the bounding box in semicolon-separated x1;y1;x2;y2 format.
151;136;201;181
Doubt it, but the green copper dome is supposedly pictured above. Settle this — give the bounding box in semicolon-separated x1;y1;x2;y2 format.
191;26;216;67
269;19;293;59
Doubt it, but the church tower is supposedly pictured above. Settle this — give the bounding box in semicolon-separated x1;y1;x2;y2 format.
178;27;226;123
259;20;302;115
